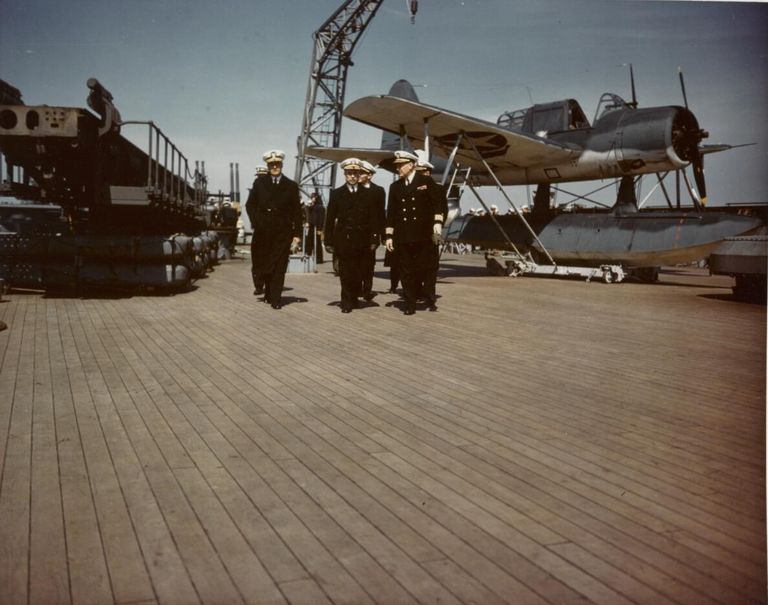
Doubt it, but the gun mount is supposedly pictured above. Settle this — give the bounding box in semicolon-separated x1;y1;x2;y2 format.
0;78;209;234
0;78;224;292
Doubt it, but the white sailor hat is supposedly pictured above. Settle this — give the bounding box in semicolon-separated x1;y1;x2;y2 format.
262;149;285;163
392;150;418;164
360;160;376;174
340;157;363;171
255;165;268;175
415;159;434;171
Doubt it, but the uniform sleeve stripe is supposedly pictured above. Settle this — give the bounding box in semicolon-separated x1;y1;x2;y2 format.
385;227;394;235
434;214;444;222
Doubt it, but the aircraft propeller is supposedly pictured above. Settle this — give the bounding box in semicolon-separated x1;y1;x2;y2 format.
677;67;708;204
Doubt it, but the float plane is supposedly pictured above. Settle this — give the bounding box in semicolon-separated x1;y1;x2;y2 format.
307;74;764;278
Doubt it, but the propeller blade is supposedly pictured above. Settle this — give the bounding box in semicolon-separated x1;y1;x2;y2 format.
678;67;689;109
677;68;706;203
629;63;637;108
692;151;707;205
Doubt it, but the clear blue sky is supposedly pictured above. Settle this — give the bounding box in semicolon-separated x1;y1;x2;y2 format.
1;0;766;214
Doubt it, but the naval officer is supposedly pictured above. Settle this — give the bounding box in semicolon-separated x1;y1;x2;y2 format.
244;149;303;309
415;157;447;305
358;160;386;300
247;164;270;295
385;150;445;315
304;191;326;263
324;158;382;313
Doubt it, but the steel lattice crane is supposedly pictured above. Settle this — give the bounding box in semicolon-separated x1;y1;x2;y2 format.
294;0;418;201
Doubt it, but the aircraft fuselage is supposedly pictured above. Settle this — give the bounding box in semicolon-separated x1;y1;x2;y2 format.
492;105;700;186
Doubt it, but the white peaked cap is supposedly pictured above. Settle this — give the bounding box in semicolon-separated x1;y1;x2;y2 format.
393;150;418;164
262;149;286;163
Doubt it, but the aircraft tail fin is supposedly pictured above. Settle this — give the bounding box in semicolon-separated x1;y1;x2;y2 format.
308;79;463;228
380;80;421;152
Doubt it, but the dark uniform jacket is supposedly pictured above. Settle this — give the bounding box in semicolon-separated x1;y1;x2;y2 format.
365;182;387;245
385;171;445;244
245;175;302;272
324;185;383;256
305;202;326;229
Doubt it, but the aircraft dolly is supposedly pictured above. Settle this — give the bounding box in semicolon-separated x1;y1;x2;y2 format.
457;136;629;283
494;254;627;283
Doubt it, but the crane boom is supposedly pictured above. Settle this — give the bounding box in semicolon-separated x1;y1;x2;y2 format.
294;0;385;201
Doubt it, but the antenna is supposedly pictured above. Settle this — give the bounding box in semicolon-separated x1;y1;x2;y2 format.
678;66;689;109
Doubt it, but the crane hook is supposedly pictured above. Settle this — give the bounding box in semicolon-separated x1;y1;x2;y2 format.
408;0;418;24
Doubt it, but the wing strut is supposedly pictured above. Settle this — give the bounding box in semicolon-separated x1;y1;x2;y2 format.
463;185;526;260
463;135;557;266
655;172;675;209
439;132;464;186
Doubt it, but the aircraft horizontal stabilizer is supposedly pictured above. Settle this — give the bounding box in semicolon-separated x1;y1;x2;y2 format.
343;95;579;170
305;146;394;165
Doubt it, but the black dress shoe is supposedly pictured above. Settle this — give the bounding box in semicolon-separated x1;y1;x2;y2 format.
341;307;352;313
253;286;264;295
271;303;282;310
427;300;438;311
403;308;415;316
363;291;376;301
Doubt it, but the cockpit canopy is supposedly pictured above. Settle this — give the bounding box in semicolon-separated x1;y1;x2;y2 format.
497;99;590;134
593;92;634;123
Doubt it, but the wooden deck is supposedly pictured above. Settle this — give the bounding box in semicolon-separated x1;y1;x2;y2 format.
0;253;765;605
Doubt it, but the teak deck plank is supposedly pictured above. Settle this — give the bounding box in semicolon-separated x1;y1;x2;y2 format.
0;253;764;605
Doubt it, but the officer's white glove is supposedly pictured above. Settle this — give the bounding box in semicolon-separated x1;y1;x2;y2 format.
433;223;442;235
385;238;394;252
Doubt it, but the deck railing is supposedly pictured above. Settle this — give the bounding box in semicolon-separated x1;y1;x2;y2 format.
121;120;207;209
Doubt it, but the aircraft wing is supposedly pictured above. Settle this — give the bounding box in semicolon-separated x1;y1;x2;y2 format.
344;95;580;170
305;146;395;166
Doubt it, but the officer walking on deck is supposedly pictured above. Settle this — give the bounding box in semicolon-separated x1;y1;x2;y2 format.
385;150;445;315
246;165;269;295
248;164;272;293
245;150;302;309
415;157;447;305
304;191;326;263
359;160;386;300
324;158;382;313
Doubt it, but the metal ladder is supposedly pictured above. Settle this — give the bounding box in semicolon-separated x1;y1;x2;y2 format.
444;165;472;225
